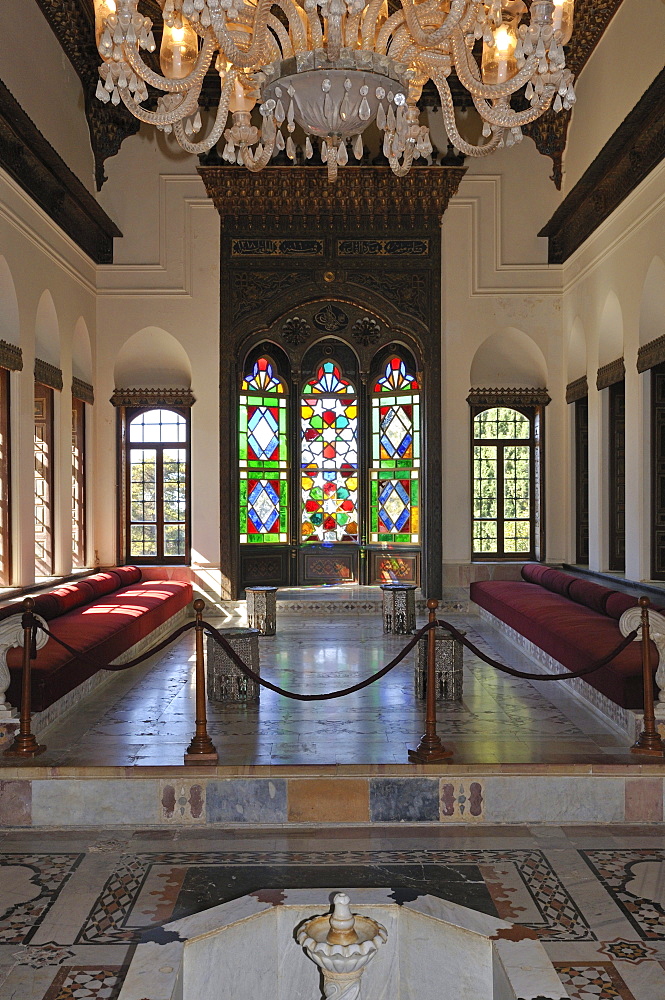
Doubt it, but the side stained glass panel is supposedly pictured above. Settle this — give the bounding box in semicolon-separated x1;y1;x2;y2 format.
370;357;420;543
301;363;358;542
239;358;288;542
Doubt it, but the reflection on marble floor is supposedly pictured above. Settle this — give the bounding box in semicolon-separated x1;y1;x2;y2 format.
1;825;665;1000
14;610;635;767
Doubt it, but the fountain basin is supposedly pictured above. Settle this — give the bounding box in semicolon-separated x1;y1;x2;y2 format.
118;888;566;1000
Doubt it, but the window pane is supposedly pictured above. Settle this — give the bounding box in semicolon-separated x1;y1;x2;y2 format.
473;445;497;520
163;449;186;521
129;409;186;443
130;523;157;557
473;519;497;553
504;519;531;553
474;407;530;440
164;523;185;556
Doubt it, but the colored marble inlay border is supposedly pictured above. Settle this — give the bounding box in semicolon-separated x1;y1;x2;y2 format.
0;854;84;944
581;850;665;941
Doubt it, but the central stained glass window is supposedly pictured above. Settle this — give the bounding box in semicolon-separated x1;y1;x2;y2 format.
301;361;358;542
370;357;420;543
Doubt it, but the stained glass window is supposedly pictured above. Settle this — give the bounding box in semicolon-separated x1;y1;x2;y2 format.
301;362;358;542
370;356;419;543
239;357;289;543
472;406;534;558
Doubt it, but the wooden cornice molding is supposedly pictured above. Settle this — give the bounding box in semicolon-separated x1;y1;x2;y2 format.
0;78;121;262
596;357;625;391
111;387;196;407
33;0;140;190
72;377;94;404
467;387;551;407
566;376;588;403
540;68;665;263
0;340;23;373
638;334;665;375
199;165;466;232
35;359;64;391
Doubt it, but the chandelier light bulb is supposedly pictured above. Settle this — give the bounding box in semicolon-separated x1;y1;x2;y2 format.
93;0;577;181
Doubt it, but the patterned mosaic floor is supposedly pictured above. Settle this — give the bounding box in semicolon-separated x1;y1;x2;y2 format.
1;826;665;999
13;610;634;768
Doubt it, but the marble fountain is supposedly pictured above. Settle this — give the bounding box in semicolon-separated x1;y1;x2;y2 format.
118;888;566;1000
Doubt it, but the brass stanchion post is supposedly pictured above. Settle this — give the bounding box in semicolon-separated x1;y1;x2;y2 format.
408;599;453;763
184;599;219;765
4;598;46;758
631;596;665;756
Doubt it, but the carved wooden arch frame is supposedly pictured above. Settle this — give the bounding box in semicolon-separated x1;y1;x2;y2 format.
223;288;440;599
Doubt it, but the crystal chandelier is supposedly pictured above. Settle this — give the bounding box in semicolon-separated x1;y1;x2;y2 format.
94;0;575;181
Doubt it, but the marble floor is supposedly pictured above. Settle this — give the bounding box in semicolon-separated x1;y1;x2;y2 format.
9;607;635;768
1;824;665;999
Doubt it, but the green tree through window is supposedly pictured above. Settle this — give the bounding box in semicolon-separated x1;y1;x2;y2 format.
472;406;535;559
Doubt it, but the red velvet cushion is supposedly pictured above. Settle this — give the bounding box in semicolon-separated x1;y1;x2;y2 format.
568;578;613;615
109;565;142;587
48;580;97;614
31;592;64;621
521;563;550;586
82;572;122;600
605;591;639;620
540;568;574;597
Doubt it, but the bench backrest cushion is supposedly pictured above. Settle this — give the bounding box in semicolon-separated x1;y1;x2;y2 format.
605;591;639;620
521;563;550;586
540;568;574;597
83;571;124;600
109;565;142;588
47;580;98;615
568;578;614;615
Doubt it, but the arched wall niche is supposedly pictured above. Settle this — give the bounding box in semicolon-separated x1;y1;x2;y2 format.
470;328;548;388
0;256;20;347
639;256;665;348
35;289;60;367
72;317;93;383
567;317;587;383
114;327;193;389
597;291;624;366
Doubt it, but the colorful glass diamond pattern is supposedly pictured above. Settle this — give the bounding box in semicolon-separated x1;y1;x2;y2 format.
379;479;411;532
248;480;280;533
239;357;289;540
380;404;413;460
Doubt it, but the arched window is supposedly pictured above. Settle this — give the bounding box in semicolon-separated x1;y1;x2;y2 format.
126;408;189;563
370;357;420;543
239;357;289;544
301;360;358;543
473;406;535;558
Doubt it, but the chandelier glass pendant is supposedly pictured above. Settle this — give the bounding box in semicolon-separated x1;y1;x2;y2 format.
94;0;575;181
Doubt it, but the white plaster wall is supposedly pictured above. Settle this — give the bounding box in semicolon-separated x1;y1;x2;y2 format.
441;140;565;584
0;0;94;192
562;159;665;580
95;135;222;592
563;0;665;193
0;167;97;587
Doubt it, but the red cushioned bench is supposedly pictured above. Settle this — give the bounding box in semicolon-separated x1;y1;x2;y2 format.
470;564;660;710
4;566;192;713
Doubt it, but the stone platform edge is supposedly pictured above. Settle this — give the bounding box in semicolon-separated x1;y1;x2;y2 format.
1;763;664;827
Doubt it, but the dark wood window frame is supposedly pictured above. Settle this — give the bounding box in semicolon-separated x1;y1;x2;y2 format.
470;402;545;563
0;368;11;586
574;396;589;565
72;397;86;569
34;382;54;577
608;380;626;572
120;405;191;566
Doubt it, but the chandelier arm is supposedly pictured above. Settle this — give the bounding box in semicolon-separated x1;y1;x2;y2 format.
234;13;290;59
119;84;201;125
345;11;362;49
120;30;216;94
240;134;277;170
390;18;447;61
400;0;464;47
360;0;388;49
388;146;415;177
272;0;308;53
472;91;554;128
209;0;273;69
375;0;443;55
432;70;502;156
451;27;538;99
171;72;235;153
305;7;324;49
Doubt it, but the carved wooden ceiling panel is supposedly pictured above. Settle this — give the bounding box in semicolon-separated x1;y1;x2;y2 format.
32;0;624;189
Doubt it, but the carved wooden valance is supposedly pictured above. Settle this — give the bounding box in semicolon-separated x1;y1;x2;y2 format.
467;387;551;407
110;387;196;407
34;359;63;391
199;165;467;232
637;334;665;374
0;340;22;372
596;357;625;390
566;376;588;403
72;378;94;404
